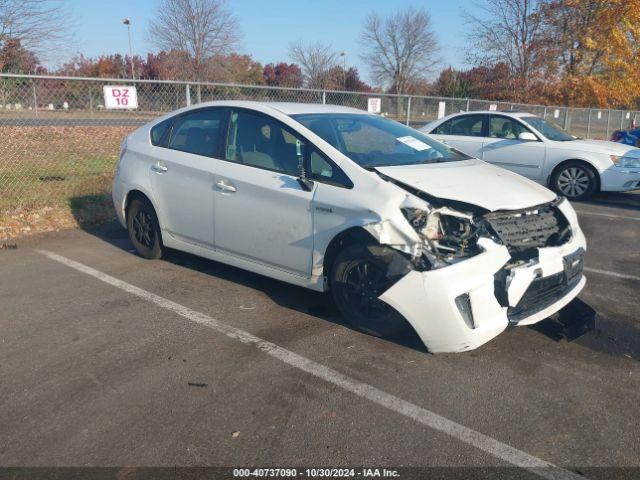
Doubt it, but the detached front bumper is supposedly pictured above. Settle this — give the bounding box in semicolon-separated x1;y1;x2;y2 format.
600;166;640;192
379;202;587;353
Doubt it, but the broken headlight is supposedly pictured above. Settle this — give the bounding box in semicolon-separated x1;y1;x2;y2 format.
401;207;481;266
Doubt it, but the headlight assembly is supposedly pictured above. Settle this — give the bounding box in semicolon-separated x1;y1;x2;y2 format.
610;155;640;169
401;207;481;266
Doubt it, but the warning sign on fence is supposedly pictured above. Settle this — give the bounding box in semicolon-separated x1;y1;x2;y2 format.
103;86;138;109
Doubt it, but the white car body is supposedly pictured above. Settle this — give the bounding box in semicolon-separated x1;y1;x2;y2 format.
421;111;640;197
113;101;587;353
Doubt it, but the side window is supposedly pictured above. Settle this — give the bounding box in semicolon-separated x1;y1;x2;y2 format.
434;115;485;137
168;108;226;157
150;118;172;146
226;110;304;176
309;149;353;188
489;116;530;139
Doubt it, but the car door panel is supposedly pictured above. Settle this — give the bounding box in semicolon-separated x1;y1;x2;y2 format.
148;108;227;248
149;149;215;247
213;162;315;276
482;116;546;180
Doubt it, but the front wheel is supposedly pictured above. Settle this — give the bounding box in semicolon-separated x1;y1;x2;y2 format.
126;197;164;259
551;162;598;200
330;243;407;337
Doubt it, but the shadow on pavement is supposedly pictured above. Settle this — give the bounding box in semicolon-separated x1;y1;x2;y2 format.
573;191;640;213
78;218;428;354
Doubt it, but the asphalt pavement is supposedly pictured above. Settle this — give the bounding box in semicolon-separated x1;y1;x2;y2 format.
1;192;639;480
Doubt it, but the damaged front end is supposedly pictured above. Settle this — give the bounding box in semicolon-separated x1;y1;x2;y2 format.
371;174;587;353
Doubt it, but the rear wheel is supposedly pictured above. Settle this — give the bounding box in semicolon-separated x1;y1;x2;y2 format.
551;161;598;200
127;197;164;259
330;243;407;337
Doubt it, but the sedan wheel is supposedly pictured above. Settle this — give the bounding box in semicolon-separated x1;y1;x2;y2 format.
552;162;598;200
330;243;408;337
127;197;164;259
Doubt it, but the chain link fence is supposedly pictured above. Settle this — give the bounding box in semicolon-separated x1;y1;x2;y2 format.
1;73;639;213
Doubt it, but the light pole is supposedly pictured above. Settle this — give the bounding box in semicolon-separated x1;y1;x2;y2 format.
122;18;135;80
339;52;346;90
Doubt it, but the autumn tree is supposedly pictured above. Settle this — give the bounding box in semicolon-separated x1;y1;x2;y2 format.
539;0;640;108
360;7;440;95
0;0;74;60
0;38;43;73
288;41;337;89
148;0;241;82
263;63;303;88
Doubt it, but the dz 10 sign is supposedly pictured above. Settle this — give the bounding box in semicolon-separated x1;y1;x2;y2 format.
103;86;138;109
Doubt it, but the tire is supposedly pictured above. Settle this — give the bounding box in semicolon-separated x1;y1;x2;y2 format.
126;197;164;259
330;243;407;337
551;161;598;200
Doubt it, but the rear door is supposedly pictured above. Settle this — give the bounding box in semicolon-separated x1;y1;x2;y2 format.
212;109;315;276
428;114;487;158
149;107;228;248
481;115;546;180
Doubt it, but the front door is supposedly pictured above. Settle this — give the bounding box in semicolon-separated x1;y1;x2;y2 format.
213;109;315;276
481;115;546;180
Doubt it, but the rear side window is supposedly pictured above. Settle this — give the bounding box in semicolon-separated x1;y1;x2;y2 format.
168;108;227;157
150;118;172;146
434;115;485;137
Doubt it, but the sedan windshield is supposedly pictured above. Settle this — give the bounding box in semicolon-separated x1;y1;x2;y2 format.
291;113;470;168
521;116;575;142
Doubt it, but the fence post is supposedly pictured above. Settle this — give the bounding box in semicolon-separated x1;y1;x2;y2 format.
605;110;611;139
185;84;191;106
586;109;592;139
322;90;326;104
32;82;38;117
621;111;625;130
406;96;412;126
89;87;93;118
466;99;470;112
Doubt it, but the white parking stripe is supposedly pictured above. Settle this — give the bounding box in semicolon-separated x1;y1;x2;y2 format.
37;249;584;480
584;267;640;282
575;210;640;221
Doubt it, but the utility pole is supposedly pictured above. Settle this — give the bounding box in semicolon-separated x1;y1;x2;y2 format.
123;18;135;80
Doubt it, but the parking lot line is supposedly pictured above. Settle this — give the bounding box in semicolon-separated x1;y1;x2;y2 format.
584;267;640;282
36;248;584;480
575;210;640;221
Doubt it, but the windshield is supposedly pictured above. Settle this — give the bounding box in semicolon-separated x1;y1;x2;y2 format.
291;113;470;168
521;116;575;141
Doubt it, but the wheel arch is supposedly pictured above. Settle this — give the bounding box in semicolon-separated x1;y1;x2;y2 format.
124;188;163;227
547;158;601;191
321;226;379;290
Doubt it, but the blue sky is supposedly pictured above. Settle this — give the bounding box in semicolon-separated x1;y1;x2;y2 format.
62;0;474;82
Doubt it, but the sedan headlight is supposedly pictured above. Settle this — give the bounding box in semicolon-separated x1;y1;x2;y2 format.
610;155;640;168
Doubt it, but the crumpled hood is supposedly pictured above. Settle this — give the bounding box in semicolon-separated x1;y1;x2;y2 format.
376;159;556;212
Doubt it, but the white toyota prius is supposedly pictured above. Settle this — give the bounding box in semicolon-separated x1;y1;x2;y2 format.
113;101;587;353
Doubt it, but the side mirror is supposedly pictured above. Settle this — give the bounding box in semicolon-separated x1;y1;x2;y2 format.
518;132;538;141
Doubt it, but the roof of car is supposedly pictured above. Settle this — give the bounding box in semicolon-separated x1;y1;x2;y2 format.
191;100;367;116
444;110;537;118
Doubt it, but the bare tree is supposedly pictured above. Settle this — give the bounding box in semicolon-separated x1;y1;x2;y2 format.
148;0;241;81
288;41;336;89
0;0;74;59
360;8;440;95
466;0;549;100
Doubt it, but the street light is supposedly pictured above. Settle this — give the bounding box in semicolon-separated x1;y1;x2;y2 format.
122;18;135;80
339;52;346;90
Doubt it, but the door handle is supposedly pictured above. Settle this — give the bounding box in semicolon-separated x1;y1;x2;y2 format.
151;163;168;173
215;180;237;193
